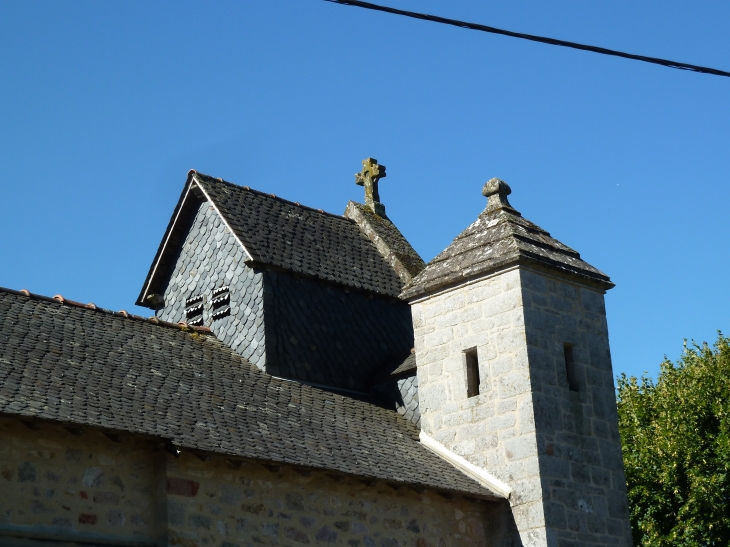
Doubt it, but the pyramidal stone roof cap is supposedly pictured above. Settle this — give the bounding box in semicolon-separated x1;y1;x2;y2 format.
400;178;614;300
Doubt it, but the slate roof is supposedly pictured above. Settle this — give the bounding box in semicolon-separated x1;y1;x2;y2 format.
371;352;418;385
401;181;613;300
138;171;405;306
0;288;500;500
390;352;417;377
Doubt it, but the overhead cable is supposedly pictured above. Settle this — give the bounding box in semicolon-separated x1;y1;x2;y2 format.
325;0;730;78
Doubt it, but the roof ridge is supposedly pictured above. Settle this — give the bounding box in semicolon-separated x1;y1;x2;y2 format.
0;286;214;336
192;171;350;222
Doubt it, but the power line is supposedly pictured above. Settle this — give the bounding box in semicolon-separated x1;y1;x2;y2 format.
325;0;730;79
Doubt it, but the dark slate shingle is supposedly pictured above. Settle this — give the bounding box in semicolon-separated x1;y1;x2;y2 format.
0;288;499;500
195;173;405;297
390;352;417;377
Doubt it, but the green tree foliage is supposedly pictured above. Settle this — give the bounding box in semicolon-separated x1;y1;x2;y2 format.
617;333;730;546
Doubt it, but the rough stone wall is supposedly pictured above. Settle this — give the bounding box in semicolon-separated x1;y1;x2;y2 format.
0;417;161;546
520;270;632;546
411;267;632;546
165;450;493;547
0;416;496;547
262;271;413;390
412;268;540;545
157;200;266;370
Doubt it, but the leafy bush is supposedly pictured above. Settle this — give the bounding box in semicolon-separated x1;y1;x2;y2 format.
617;333;730;546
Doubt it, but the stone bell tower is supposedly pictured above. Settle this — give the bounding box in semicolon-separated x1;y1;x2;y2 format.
400;179;633;546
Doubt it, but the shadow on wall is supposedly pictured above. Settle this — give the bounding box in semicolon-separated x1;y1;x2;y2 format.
485;500;525;547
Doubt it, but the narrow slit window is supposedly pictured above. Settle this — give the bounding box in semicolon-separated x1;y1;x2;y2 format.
564;344;579;392
465;348;480;398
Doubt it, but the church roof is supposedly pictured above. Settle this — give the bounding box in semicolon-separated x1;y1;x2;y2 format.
400;179;613;300
137;171;405;306
390;352;417;377
0;287;501;500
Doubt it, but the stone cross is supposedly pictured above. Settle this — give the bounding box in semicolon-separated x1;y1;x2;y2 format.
355;158;387;216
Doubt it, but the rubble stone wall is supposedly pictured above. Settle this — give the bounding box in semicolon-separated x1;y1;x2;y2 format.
0;416;161;546
0;416;497;547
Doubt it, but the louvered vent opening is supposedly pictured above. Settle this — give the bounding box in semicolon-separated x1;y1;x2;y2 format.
211;286;230;320
185;295;204;326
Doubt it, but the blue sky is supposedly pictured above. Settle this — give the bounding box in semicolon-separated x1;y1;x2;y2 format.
1;0;728;381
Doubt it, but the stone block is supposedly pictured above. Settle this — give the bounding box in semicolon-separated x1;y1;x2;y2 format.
456;422;486;441
484;290;522;318
503;436;537;462
599;440;623;471
510;477;543;505
475;433;499;452
490;355;514;377
442;293;466;313
570;462;591;484
513;500;547;530
416;345;449;367
486;414;517;433
541;456;570;480
498;372;531;399
425;329;453;348
167;477;200;497
519;270;546;292
607;490;630;519
459;305;483;323
436;311;460;329
465;281;501;304
544;501;567;530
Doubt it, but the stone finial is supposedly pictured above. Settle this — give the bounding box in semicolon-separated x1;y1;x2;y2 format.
482;178;515;213
355;158;387;216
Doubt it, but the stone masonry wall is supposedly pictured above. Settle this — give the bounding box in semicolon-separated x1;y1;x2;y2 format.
165;449;493;547
411;267;632;547
412;268;540;546
0;416;497;547
157;200;267;370
0;416;161;545
520;270;632;546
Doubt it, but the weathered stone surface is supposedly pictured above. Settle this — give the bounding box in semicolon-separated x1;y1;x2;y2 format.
0;416;496;546
412;266;632;546
354;157;387;217
400;182;613;301
344;202;425;285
